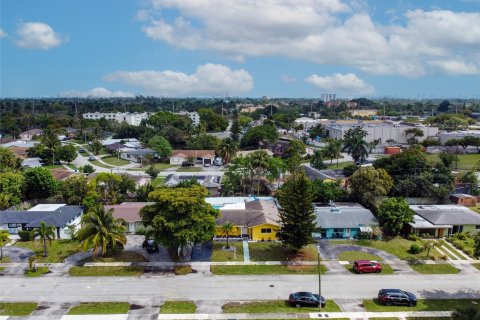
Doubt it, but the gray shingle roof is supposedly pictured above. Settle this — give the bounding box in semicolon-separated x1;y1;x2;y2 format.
216;200;280;227
410;205;480;226
0;206;83;228
314;203;377;228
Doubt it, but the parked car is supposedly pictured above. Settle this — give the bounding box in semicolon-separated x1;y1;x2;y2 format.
288;292;326;308
353;260;382;274
203;162;211;167
377;289;417;307
88;155;95;161
181;161;194;167
142;239;159;253
79;148;86;153
213;157;223;166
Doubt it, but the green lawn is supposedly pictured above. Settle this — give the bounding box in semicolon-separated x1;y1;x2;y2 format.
68;266;144;276
249;242;318;261
101;156;130;166
0;267;5;273
89;159;113;168
345;263;394;274
25;267;49;277
81;251;148;263
176;166;203;172
337;251;383;261
222;300;341;313
211;242;244;261
14;240;81;263
326;161;353;170
210;264;327;275
0;256;11;263
426;153;480;170
0;302;38;316
439;241;463;260
356;237;442;260
43;164;64;169
472;263;480;271
152;177;166;188
409;263;459;274
363;299;480;311
160;301;196;314
152;163;176;171
448;237;475;258
67;302;130;315
66;164;79;171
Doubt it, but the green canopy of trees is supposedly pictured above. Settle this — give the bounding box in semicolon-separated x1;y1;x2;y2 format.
241;125;279;147
376;197;414;236
23;167;58;200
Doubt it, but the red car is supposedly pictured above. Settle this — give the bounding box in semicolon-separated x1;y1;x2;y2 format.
353;260;382;273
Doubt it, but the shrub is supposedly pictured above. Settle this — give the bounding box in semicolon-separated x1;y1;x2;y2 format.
464;248;473;257
18;230;32;241
409;243;423;254
174;266;192;275
82;164;95;174
407;234;419;241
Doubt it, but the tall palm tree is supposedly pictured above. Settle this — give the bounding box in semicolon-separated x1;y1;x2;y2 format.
76;204;127;258
249;150;270;195
221;222;235;249
218;138;238;164
343;135;369;165
323;140;342;167
32;221;56;258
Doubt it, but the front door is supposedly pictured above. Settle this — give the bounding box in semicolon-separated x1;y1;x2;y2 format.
438;228;444;238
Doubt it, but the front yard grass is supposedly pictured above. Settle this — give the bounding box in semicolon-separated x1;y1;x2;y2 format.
325;161;353;170
472;263;480;271
337;251;383;261
176;166;203;172
0;267;5;273
67;302;130;314
0;302;38;316
89;159;113;168
68;266;144;276
25;267;49;277
363;299;480;311
211;264;327;275
447;236;475;258
222;300;341;313
81;251;148;263
100;156;130;166
345;263;394;274
249;242;318;261
439;241;463;260
211;241;244;261
160;301;196;314
14;240;81;263
409;263;459;274
356;237;442;260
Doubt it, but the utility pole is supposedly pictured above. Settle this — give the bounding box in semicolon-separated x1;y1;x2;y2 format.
317;244;322;311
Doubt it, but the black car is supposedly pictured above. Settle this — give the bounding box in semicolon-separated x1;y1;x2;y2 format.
181;161;195;167
378;289;417;307
288;292;326;308
142;239;159;253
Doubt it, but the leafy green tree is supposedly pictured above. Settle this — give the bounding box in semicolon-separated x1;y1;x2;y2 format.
311;180;347;203
266;156;286;186
82;164;95;174
222;156;253;195
310;150;326;170
249;150;270;195
285;139;306;172
136;182;154;202
377;198;414;236
76;205;127;258
90;139;103;155
277;171;316;251
186;133;220;150
238;115;253;128
145;166;159;179
32;221;56;257
241;125;279;147
0;172;25;209
61;175;88;205
0;147;21;173
404;128;424;145
459;170;478;185
230;117;241;141
342;127;369;164
308;124;325;140
439;152;455;168
221;222;235;249
323;140;342;166
23;167;58;200
421;138;441;147
452;306;480;320
473;233;480;259
140;186;219;259
42;128;61;164
349;166;393;209
88;172;123;204
198;108;229;132
148;135;172;159
57;144;77;163
0;230;9;260
218;137;238;164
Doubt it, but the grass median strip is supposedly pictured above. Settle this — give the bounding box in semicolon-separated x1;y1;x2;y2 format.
222;300;341;313
25;267;49;277
69;266;144;276
363;299;480;311
160;301;196;314
211;264;327;275
67;302;130;314
409;263;459;274
0;302;38;316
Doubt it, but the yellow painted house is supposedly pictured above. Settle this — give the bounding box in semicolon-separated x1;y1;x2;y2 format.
215;199;281;241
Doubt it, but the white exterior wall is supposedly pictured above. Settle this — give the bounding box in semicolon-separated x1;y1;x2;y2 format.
59;214;82;239
176;111;200;126
170;156;186;165
83;112;149;126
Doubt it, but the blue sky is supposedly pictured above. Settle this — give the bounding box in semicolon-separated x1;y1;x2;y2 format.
1;0;479;98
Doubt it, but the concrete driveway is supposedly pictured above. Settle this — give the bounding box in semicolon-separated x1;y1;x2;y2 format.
1;246;35;262
125;235;172;262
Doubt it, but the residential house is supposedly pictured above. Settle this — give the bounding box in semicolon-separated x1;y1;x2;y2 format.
302;166;348;188
19;129;44;141
101;138;141;149
165;174;222;195
269;140;290;158
236;149;273;157
170;150;215;166
104;202;153;233
21;157;43;168
7;146;29;159
313;203;378;239
450;194;477;207
105;142;125;154
0;204;83;239
409;205;480;237
120;148;155;163
211;197;281;241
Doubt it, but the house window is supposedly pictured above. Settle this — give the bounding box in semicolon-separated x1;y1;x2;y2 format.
333;228;343;233
261;228;272;233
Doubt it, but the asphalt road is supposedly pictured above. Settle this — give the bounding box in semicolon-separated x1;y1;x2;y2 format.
1;273;479;304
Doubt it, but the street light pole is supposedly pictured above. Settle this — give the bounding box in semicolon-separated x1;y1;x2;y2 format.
317;244;322;311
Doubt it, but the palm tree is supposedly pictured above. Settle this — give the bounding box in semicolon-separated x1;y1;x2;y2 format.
343;135;369;164
42;128;61;165
76;204;127;258
323;140;342;167
32;221;56;258
249;150;270;195
218;138;238;164
0;230;10;260
310;150;326;170
221;222;235;249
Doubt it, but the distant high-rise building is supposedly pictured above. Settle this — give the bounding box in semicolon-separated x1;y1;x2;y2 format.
321;93;336;102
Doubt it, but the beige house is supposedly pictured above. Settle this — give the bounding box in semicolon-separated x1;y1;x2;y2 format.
105;202;154;233
170;150;215;165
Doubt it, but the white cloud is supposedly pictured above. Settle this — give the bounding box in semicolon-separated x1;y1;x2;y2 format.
104;63;253;96
0;28;7;38
305;73;374;95
138;1;480;76
281;75;297;83
16;22;65;50
59;87;135;98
